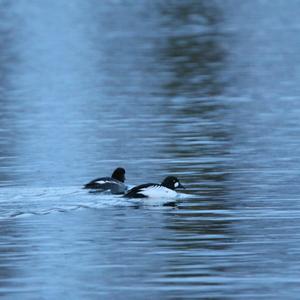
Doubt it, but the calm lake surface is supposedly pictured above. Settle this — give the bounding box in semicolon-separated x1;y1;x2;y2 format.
1;1;300;299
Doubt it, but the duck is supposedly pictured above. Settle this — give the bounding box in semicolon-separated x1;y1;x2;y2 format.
84;167;127;194
124;176;184;198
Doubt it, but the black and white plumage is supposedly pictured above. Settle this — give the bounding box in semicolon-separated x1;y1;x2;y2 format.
124;176;184;198
84;167;127;194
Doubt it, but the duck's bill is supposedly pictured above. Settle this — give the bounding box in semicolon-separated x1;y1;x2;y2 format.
178;183;185;189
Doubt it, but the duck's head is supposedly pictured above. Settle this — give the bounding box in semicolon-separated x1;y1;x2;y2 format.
161;176;184;190
111;167;126;182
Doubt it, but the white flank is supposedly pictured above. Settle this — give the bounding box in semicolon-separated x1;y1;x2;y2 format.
95;180;109;184
140;186;177;198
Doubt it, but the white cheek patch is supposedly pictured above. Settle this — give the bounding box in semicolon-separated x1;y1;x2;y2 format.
174;182;179;188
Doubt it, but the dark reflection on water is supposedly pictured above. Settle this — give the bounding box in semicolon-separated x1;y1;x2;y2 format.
1;0;300;299
158;1;227;97
157;1;231;199
154;5;234;292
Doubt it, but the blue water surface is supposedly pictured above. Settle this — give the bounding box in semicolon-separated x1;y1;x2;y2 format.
1;1;300;299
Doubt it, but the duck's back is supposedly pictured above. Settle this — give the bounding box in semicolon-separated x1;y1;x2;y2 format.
124;183;154;198
124;183;177;198
84;177;112;189
84;177;127;194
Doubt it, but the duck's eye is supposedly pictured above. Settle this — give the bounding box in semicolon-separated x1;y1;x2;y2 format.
174;182;179;188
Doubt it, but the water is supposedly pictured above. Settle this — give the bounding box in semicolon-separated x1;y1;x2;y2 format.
1;0;300;298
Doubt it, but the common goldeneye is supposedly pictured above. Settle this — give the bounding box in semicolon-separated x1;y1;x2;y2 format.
84;167;127;194
124;176;184;198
